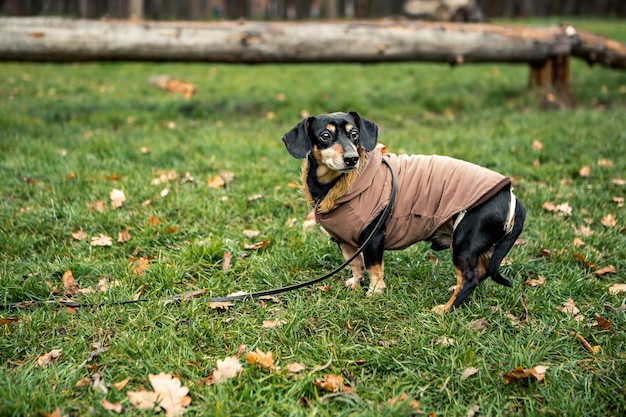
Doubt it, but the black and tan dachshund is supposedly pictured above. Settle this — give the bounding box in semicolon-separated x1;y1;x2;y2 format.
282;111;525;312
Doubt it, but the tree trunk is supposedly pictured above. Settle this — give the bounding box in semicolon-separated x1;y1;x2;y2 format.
129;0;144;20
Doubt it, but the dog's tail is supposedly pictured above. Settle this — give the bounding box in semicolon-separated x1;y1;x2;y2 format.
488;193;526;287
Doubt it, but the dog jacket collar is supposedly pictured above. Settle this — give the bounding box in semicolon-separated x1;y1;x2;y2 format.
315;150;512;250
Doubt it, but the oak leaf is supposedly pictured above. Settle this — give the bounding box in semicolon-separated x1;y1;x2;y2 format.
128;373;191;417
62;270;80;296
91;234;113;247
314;374;344;392
130;257;150;275
501;365;547;384
245;348;274;370
211;356;243;384
36;349;62;367
207;175;226;189
100;399;123;413
117;229;131;243
561;298;580;316
71;230;88;241
209;301;233;310
285;362;306;373
110;189;126;209
608;283;626;295
601;213;617;227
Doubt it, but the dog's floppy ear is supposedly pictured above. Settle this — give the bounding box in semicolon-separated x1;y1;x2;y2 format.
282;117;314;159
349;111;378;152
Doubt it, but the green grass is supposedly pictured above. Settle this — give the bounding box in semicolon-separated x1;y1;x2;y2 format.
1;19;626;416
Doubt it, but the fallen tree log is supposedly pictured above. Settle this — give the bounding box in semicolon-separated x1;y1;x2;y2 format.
1;17;624;68
1;17;624;106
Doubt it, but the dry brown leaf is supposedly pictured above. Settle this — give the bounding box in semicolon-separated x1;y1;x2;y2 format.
501;365;547;384
468;317;486;332
610;178;626;186
435;337;455;347
561;298;580;316
130;257;150;275
285;362;306;373
242;229;261;238
92;372;108;394
579;165;591;177
244;240;270;250
0;317;19;326
212;356;243;384
36;349;62;367
608;283;626;295
207;175;226;189
262;319;287;328
461;367;479;381
117;229;131;243
531;140;543;151
209;301;233;310
245;348;274;370
523;276;545;287
101;399;123;413
601;213;617;228
71;230;88;241
612;196;624;207
314;374;344;392
542;201;572;216
38;409;62;417
386;393;420;410
62;270;79;296
91;234;113;247
113;377;131;391
593;313;615;332
89;200;105;212
110;189;126;209
221;251;232;271
597;158;613;167
572;237;585;247
573;252;595;268
75;377;91;387
128;373;191;417
149;75;197;99
573;224;594;237
247;194;264;203
569;332;601;354
594;265;616;276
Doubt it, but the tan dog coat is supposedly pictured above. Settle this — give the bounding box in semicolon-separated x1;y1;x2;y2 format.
315;150;512;249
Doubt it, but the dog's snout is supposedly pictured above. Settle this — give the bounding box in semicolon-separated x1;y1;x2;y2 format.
344;155;359;167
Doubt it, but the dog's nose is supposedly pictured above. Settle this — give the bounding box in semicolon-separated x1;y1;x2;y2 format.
344;155;359;167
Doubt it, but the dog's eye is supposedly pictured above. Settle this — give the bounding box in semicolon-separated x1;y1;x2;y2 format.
320;132;331;142
351;130;359;139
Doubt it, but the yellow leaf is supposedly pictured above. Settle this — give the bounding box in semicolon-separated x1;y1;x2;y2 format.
313;374;344;392
245;348;274;369
207;175;226;189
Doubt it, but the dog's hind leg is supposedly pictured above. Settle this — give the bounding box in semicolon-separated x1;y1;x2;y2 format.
339;242;364;290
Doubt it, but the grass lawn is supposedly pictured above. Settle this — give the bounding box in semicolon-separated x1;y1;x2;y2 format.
1;19;625;417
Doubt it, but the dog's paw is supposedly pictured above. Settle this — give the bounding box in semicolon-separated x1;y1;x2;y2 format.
365;283;386;296
345;277;361;290
432;304;449;314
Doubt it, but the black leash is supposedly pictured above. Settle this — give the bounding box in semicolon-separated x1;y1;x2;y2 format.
1;158;397;311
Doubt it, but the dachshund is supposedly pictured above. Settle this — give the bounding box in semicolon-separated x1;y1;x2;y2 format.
282;111;525;312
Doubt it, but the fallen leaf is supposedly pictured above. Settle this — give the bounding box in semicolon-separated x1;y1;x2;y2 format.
207;175;226;189
573;224;594;237
435;337;455;347
242;229;261;238
501;365;547;384
610;178;625;186
245;348;274;370
608;283;626;295
38;409;62;417
91;234;113;247
110;189;126;209
579;165;591;177
385;393;420;410
130;257;150;275
71;230;88;241
128;373;191;417
542;201;572;216
594;265;616;276
62;270;80;296
247;194;264;203
523;276;545;287
461;367;479;381
222;251;232;271
160;188;169;198
211;356;243;384
147;215;160;226
117;229;131;243
36;349;62;367
262;319;287;328
0;317;19;326
561;298;580;316
244;240;270;250
314;374;344;392
149;75;197;99
92;372;108;394
593;313;615;332
612;196;624;207
209;301;233;310
569;332;600;354
468;317;486;332
597;158;613;167
285;362;306;373
114;377;131;391
532;140;543;151
466;404;480;417
573;252;595;268
101;399;123;413
572;237;585;247
601;213;617;228
75;377;91;387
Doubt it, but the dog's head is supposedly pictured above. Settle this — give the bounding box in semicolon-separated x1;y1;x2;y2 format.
282;111;378;172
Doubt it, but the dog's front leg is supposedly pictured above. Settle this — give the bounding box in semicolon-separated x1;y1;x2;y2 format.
339;242;364;290
365;259;386;296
